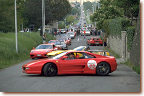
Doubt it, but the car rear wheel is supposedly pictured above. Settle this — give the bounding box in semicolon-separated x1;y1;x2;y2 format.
96;62;110;76
43;63;57;76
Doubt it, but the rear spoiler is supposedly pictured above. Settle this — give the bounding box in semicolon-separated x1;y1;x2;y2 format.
88;50;108;52
88;50;109;56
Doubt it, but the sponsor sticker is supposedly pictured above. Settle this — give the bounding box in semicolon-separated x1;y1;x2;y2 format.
87;60;97;70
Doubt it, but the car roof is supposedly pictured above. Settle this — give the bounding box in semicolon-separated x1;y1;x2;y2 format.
49;40;57;41
40;43;54;45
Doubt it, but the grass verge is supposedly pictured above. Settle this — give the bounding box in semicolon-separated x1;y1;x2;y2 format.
123;60;140;74
0;32;55;69
104;47;120;58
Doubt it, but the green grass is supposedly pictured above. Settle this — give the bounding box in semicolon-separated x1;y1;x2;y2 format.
104;47;120;58
0;32;55;69
123;60;140;74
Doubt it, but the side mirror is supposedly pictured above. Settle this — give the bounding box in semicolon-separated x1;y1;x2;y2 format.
62;56;68;60
33;47;35;49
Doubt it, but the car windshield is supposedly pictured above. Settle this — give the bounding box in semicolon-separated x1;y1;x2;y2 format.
67;32;74;35
36;45;53;49
48;40;56;43
55;41;61;45
52;52;68;59
73;46;85;51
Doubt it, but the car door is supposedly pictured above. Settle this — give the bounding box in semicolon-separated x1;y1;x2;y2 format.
59;52;85;74
77;52;98;74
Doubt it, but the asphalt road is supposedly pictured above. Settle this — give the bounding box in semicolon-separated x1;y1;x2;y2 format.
0;35;140;92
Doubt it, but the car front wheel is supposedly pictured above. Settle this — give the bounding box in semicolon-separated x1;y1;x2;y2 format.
96;62;110;76
43;63;57;76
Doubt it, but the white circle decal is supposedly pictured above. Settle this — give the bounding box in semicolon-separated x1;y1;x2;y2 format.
87;60;97;70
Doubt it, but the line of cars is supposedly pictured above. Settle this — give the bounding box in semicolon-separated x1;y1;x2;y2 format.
23;44;117;76
30;30;77;59
22;28;117;77
30;39;71;59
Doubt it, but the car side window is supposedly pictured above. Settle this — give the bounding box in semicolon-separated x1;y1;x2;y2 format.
75;52;95;59
83;53;95;59
65;53;76;60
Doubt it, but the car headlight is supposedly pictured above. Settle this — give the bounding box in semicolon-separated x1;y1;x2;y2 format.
25;67;29;70
31;50;34;53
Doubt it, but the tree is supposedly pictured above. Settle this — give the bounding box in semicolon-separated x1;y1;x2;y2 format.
0;0;26;32
66;15;75;25
83;1;93;12
23;0;71;29
90;0;123;29
114;0;140;23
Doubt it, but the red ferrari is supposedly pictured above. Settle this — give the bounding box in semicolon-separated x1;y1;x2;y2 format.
30;44;57;59
87;37;103;46
24;51;117;76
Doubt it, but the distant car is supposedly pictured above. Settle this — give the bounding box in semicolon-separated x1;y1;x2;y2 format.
47;46;90;58
81;29;91;36
22;51;117;76
20;30;24;32
87;37;103;46
60;29;66;34
55;41;68;50
88;50;110;56
57;37;71;46
30;44;57;59
48;40;62;50
67;32;75;39
48;40;57;44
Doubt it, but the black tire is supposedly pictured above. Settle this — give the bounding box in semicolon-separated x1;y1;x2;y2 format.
96;62;110;76
43;63;57;77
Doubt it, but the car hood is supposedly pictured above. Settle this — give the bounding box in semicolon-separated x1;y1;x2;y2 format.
31;49;53;53
23;58;55;67
70;35;74;37
47;50;65;56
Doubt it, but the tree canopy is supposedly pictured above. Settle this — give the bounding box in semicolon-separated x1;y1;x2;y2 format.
0;0;71;32
23;0;71;28
90;0;140;29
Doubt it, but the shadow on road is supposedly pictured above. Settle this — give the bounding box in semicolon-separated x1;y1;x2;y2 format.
22;74;114;77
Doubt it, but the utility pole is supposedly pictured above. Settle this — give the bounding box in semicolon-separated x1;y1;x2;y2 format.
15;0;18;53
42;0;45;39
65;18;66;29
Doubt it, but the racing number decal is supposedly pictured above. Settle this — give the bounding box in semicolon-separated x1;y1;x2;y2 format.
87;60;97;70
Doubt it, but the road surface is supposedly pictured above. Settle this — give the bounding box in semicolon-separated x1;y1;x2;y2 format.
0;35;140;92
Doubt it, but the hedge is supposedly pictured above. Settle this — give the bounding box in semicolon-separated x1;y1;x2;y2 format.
102;17;130;37
126;26;135;51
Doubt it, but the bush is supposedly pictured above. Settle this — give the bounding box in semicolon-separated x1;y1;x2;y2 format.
126;26;135;51
102;17;130;37
0;32;55;69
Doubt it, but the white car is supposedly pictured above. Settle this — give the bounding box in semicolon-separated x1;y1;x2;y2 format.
81;29;91;36
67;32;75;39
60;29;66;34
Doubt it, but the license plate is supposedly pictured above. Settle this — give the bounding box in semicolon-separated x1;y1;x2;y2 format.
95;43;99;44
37;54;41;56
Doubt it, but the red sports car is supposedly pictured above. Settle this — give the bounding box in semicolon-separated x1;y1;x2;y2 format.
30;44;57;59
23;51;117;76
87;37;103;46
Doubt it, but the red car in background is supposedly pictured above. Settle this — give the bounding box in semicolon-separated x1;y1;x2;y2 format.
87;37;103;46
30;44;57;59
23;51;117;76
